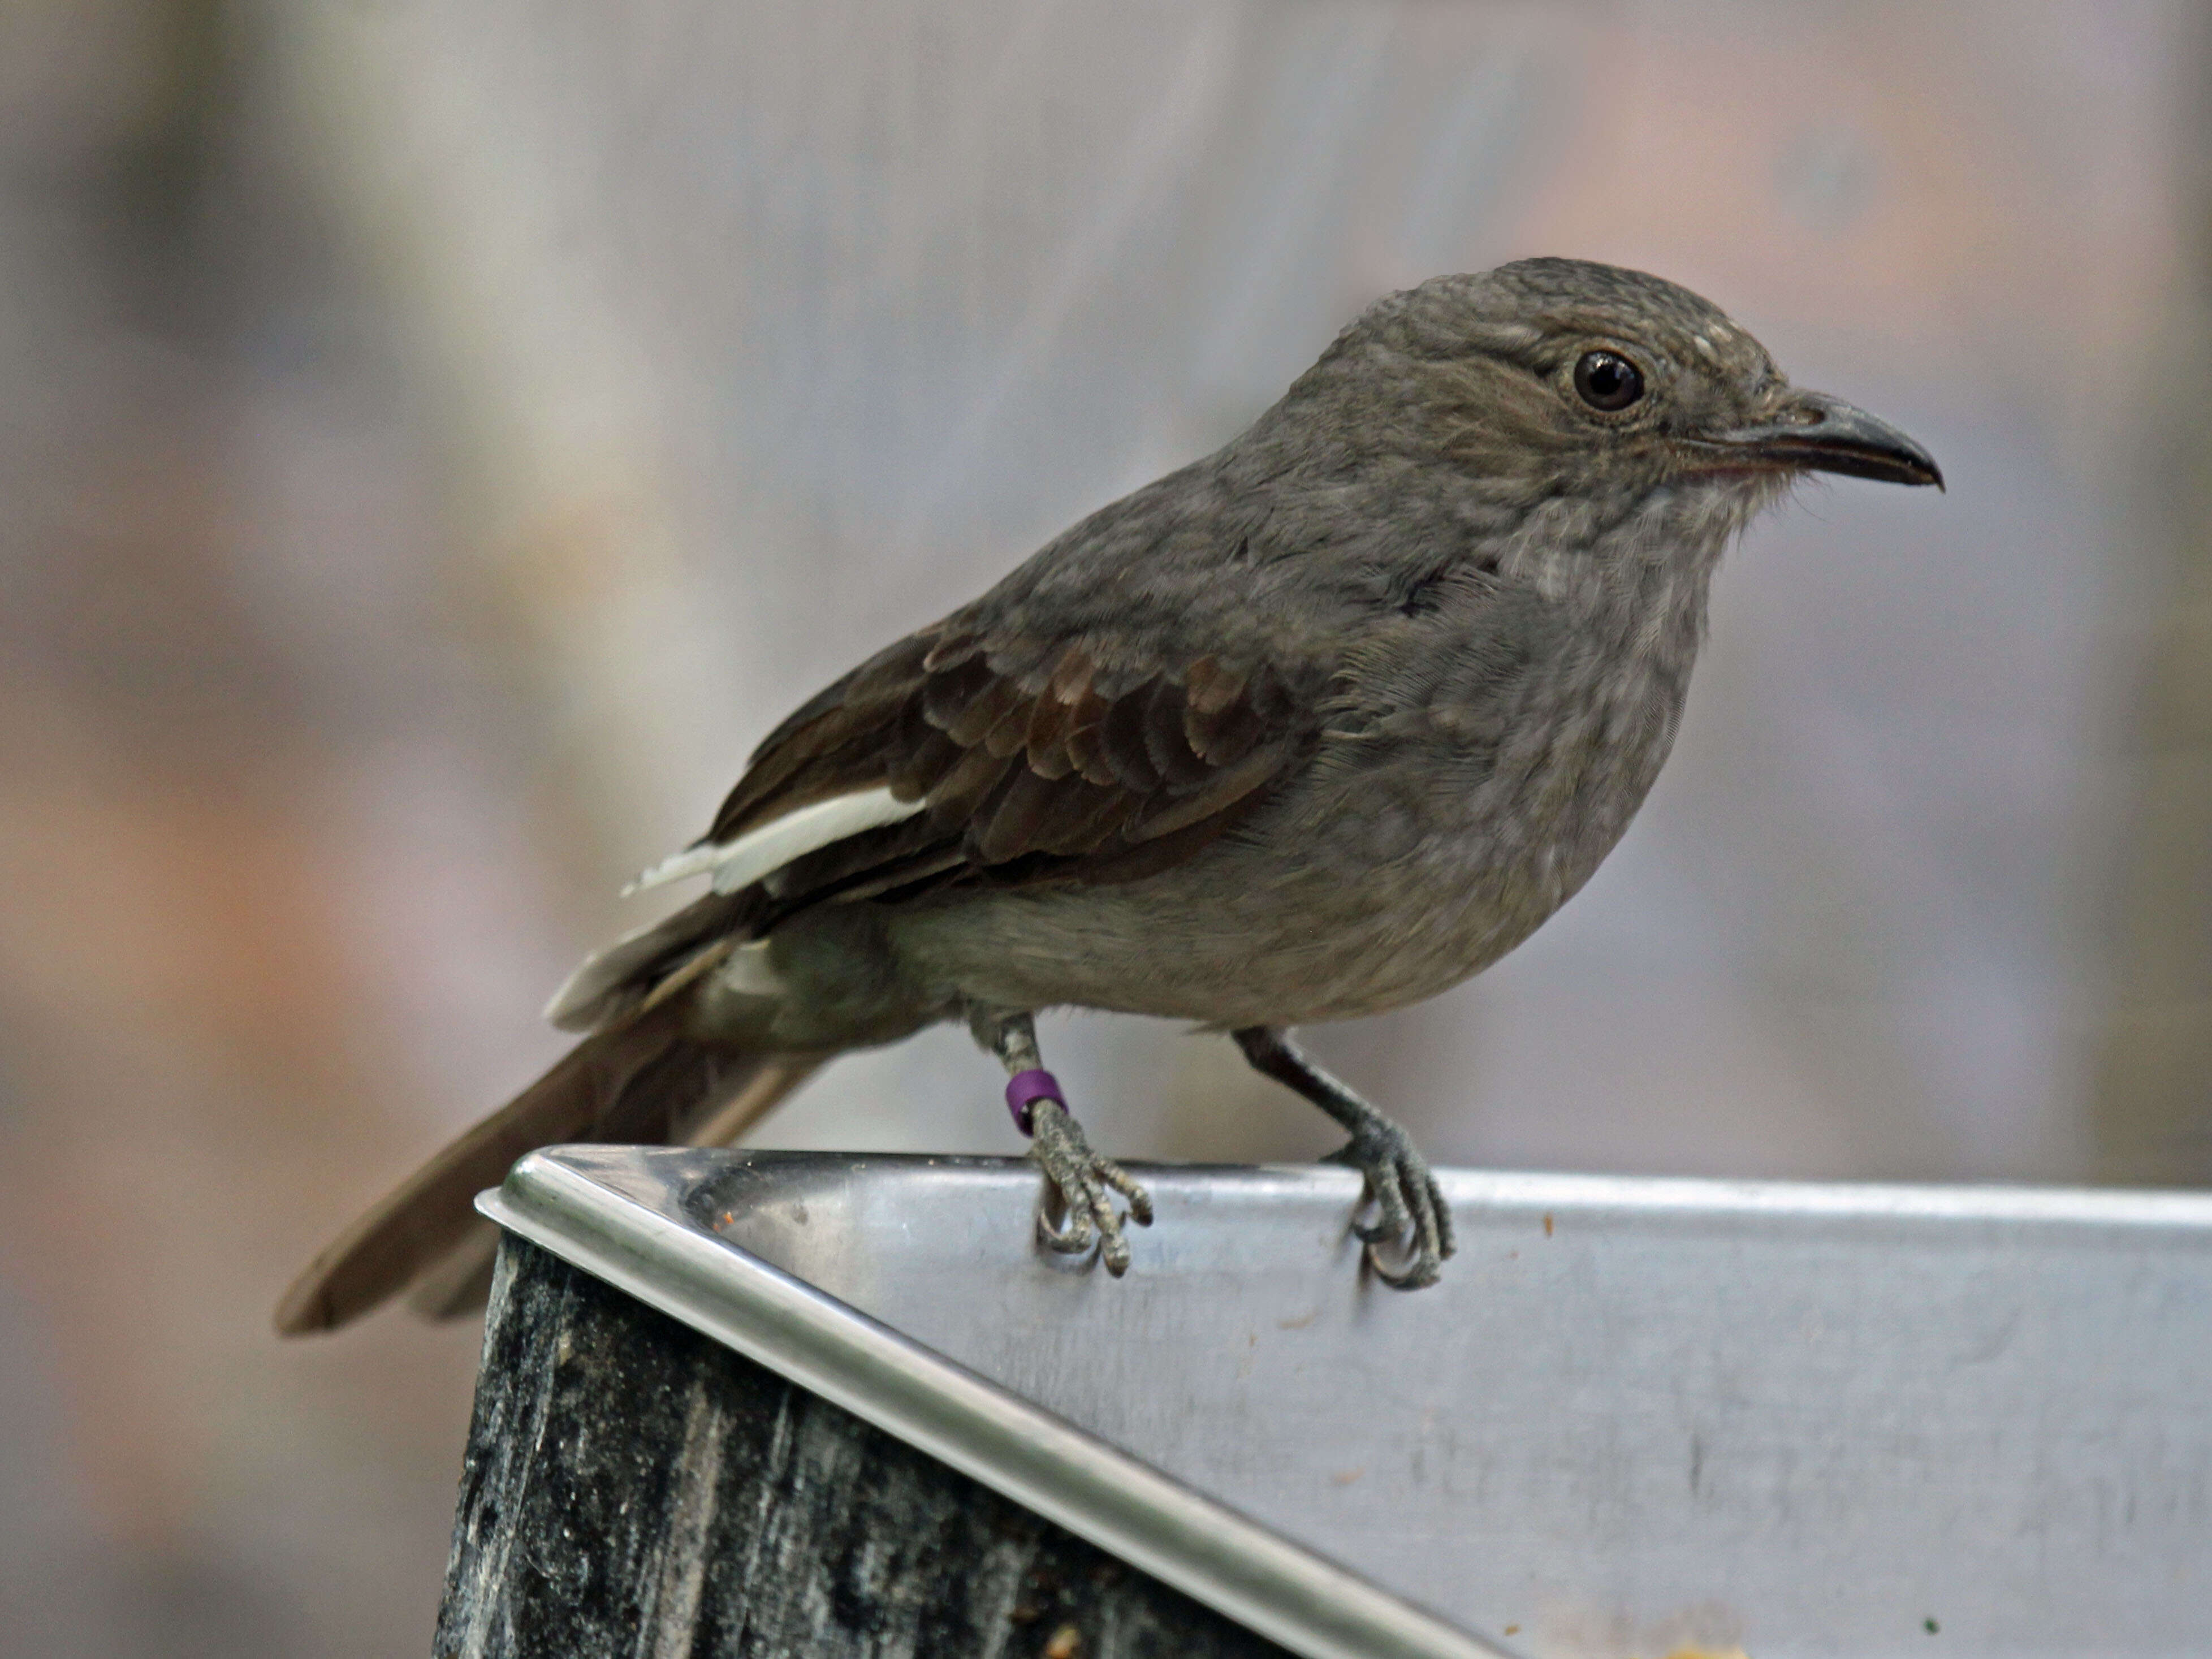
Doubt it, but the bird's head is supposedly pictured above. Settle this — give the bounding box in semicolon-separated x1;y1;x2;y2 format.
1291;258;1941;515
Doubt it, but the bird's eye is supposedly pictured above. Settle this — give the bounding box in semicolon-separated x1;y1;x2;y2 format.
1573;349;1644;412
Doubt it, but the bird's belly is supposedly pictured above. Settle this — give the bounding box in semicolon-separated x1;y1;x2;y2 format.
891;814;1572;1028
892;688;1678;1027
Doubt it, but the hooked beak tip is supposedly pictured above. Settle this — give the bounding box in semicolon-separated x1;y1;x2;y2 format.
1710;394;1943;491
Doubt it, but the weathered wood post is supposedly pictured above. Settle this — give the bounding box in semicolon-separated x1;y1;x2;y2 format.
437;1236;1285;1658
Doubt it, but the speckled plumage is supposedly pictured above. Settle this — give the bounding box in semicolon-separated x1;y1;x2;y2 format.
279;259;1938;1329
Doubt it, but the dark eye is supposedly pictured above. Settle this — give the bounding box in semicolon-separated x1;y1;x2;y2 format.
1574;349;1644;412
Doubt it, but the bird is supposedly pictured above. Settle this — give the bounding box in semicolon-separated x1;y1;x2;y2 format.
275;257;1940;1334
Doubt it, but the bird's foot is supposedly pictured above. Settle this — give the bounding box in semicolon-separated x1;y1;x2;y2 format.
1325;1115;1455;1290
1029;1100;1152;1276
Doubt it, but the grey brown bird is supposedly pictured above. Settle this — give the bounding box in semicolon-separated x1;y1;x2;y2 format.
276;257;1940;1333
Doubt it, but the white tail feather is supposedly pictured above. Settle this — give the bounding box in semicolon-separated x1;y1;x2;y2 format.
623;786;928;898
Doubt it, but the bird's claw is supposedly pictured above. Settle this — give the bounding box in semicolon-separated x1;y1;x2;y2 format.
1030;1100;1151;1276
1326;1119;1455;1290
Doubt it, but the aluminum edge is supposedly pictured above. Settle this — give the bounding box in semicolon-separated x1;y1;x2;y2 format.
563;1143;2212;1235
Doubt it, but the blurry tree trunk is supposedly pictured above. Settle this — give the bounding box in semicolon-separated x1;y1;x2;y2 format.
258;0;736;889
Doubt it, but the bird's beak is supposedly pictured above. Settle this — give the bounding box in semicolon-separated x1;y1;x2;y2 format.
1701;392;1943;490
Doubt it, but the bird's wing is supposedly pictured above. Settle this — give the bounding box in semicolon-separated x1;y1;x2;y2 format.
547;610;1332;1031
717;616;1320;892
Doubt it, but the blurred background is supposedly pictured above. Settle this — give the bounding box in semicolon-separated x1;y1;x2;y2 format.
1;0;2206;1652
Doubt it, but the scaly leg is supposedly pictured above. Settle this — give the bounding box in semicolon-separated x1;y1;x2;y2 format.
1232;1026;1455;1289
969;1009;1152;1276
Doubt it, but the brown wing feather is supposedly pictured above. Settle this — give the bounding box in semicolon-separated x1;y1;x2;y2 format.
693;617;1320;919
705;631;941;841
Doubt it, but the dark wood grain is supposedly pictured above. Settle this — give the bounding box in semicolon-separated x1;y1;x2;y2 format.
437;1235;1289;1659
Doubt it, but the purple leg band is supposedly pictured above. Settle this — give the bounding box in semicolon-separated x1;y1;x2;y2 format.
1004;1068;1063;1137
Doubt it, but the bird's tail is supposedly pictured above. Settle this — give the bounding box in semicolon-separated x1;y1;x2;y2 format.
273;1000;823;1334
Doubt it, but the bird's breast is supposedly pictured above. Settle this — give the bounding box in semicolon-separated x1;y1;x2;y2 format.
1302;578;1709;1002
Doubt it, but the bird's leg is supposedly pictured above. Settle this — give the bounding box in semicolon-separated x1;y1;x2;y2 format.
1231;1026;1455;1290
969;1008;1152;1276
